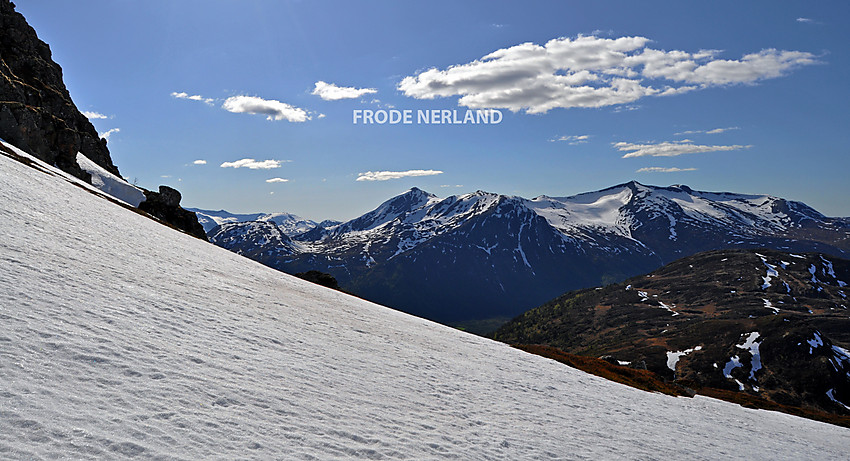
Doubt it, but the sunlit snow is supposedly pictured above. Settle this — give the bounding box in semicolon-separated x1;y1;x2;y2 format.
666;346;703;371
76;152;146;207
2;142;849;459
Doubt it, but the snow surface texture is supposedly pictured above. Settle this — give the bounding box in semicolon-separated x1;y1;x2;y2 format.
1;144;850;459
76;152;146;207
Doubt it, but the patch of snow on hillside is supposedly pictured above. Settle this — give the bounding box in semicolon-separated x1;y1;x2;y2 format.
737;332;762;380
763;299;780;315
76;153;146;207
809;264;820;284
807;331;824;354
826;389;850;411
820;256;847;287
667;346;703;371
724;356;743;379
757;254;779;290
658;301;679;316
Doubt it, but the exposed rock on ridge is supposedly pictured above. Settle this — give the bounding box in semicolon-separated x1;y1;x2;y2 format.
139;186;207;240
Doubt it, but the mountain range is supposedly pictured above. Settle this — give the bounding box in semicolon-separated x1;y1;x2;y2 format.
204;182;850;328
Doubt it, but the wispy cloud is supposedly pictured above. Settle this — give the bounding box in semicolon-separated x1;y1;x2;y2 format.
221;95;310;122
82;111;108;119
312;81;377;101
265;177;289;183
796;17;815;23
171;91;215;105
99;128;120;140
356;169;444;181
440;184;464;188
398;35;818;113
550;134;590;144
220;158;284;170
674;126;739;136
192;159;207;165
636;167;698;173
615;140;751;158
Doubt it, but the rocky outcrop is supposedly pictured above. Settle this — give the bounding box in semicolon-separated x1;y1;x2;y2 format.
139;186;207;240
0;0;117;180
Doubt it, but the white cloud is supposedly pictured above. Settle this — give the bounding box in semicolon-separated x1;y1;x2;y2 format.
615;140;751;158
550;134;590;144
82;111;108;119
220;158;283;170
356;169;444;181
265;178;289;183
193;160;207;165
99;128;120;140
674;126;740;136
636;167;698;173
398;35;818;113
171;91;215;105
222;95;310;122
796;17;814;23
312;81;377;101
440;184;464;188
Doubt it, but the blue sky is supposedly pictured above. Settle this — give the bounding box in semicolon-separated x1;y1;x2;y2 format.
16;1;850;221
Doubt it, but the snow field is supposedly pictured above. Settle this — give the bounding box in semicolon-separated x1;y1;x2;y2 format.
1;145;849;459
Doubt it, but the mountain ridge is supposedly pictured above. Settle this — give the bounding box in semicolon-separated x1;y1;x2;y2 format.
207;182;849;325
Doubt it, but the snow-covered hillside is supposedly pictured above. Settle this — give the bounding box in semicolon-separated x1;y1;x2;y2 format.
2;143;849;459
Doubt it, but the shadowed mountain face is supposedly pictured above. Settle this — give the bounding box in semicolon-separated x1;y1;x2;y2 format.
494;248;850;416
209;183;850;325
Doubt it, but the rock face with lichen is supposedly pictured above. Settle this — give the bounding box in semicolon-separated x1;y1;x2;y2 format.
0;1;207;241
0;0;117;181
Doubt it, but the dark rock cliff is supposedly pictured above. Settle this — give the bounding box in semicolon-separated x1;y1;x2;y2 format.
0;1;207;241
0;0;116;180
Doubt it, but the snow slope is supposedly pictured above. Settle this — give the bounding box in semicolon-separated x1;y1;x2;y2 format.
1;146;849;459
76;152;146;207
